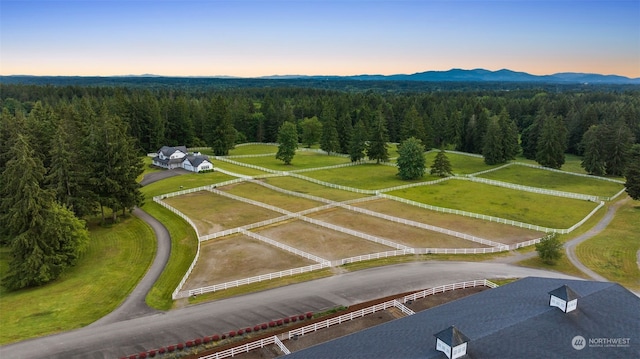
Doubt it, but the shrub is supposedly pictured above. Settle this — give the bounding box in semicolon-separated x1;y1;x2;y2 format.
291;316;298;322
237;329;244;335
221;334;227;340
212;335;220;341
276;319;283;326
177;343;184;350
148;350;156;358
186;340;194;348
229;331;236;338
306;312;313;319
535;233;563;264
195;338;202;345
261;323;268;330
254;325;261;332
298;315;305;321
138;353;147;359
129;356;136;359
284;317;290;324
269;321;276;328
203;336;211;344
158;348;166;354
245;327;252;333
167;345;175;353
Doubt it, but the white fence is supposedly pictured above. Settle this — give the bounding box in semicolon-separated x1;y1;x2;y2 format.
463;176;599;202
376;176;454;193
512;161;626;184
199;336;285;359
184;262;331;298
339;249;415;265
402;279;497;303
241;229;330;264
288;172;377;195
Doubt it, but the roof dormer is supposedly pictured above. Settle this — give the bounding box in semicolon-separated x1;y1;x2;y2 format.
434;325;470;359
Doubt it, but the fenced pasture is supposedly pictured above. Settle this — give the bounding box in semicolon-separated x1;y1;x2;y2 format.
387;180;599;229
353;199;543;245
182;235;317;291
230;143;279;155
253;220;396;260
307;208;488;248
214;161;271;177
425;151;501;175
263;176;370;202
219;181;324;212
232;150;351;171
303;163;441;190
478;165;624;198
142;172;235;198
163;191;283;235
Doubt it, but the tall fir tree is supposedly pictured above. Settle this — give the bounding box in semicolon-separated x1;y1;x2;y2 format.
498;110;520;160
536;115;567;169
400;105;425;143
580;125;606;176
366;112;390;163
348;119;367;162
320;117;340;155
482;117;504;165
431;148;454;177
624;144;640;200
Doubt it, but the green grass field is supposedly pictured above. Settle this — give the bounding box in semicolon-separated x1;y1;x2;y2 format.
425;152;500;175
479;165;623;197
229;144;279;155
232;151;351;171
263;176;369;202
0;215;155;344
576;199;640;290
302;163;441;190
388;179;599;229
140;171;235;198
214;160;270;176
222;181;323;212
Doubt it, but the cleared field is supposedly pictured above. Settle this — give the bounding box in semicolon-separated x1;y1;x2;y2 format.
233;151;350;171
163;191;282;234
183;235;317;290
254;220;394;260
229;144;279;155
425;152;499;175
264;176;369;202
308;208;487;248
354;199;542;245
387;180;598;229
303;163;441;190
215;160;271;176
479;165;623;197
576;199;640;290
220;181;324;212
141;172;235;198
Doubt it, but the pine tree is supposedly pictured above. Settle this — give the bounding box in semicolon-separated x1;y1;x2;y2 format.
624;144;640;200
208;96;236;156
603;122;635;176
397;137;426;180
349;119;367;162
482;117;504;165
536;115;567;169
320;117;340;155
276;121;298;165
400;105;425;143
580;125;606;176
366;112;390;164
430;148;453;177
499;110;520;160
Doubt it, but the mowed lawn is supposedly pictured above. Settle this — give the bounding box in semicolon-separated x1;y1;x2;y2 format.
214;160;271;176
264;176;369;202
387;179;599;229
232;150;351;171
163;191;283;235
576;199;640;290
478;165;624;197
425;152;500;175
140;171;235;198
228;144;279;155
303;163;442;190
220;181;324;212
0;216;155;344
184;235;317;290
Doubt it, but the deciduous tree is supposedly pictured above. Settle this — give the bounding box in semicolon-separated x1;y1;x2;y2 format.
397;137;426;180
276;121;298;165
300;116;322;148
535;233;563;265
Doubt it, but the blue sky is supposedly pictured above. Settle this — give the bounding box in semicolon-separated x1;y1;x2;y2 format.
1;0;638;77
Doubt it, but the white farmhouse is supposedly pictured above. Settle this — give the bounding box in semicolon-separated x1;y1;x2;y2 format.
152;146;213;173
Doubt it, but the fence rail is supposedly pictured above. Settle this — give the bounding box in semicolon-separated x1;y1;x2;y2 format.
241;229;329;264
512;161;626;184
463;176;599;202
339;249;414;265
402;279;497;303
184;262;331;297
199;336;280;359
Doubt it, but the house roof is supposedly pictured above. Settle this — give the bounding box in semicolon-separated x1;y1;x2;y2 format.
434;326;470;346
158;145;187;157
185;154;211;167
286;277;640;359
549;285;581;301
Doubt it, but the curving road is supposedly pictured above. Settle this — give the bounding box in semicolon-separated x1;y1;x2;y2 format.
0;172;628;359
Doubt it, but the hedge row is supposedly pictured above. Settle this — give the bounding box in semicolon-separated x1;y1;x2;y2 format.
120;312;314;359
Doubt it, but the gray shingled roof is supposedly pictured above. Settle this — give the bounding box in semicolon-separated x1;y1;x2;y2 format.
286;277;640;359
186;154;211;167
434;326;470;346
159;145;187;157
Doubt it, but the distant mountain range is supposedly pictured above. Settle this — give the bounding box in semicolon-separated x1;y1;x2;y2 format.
2;68;639;85
259;68;640;84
